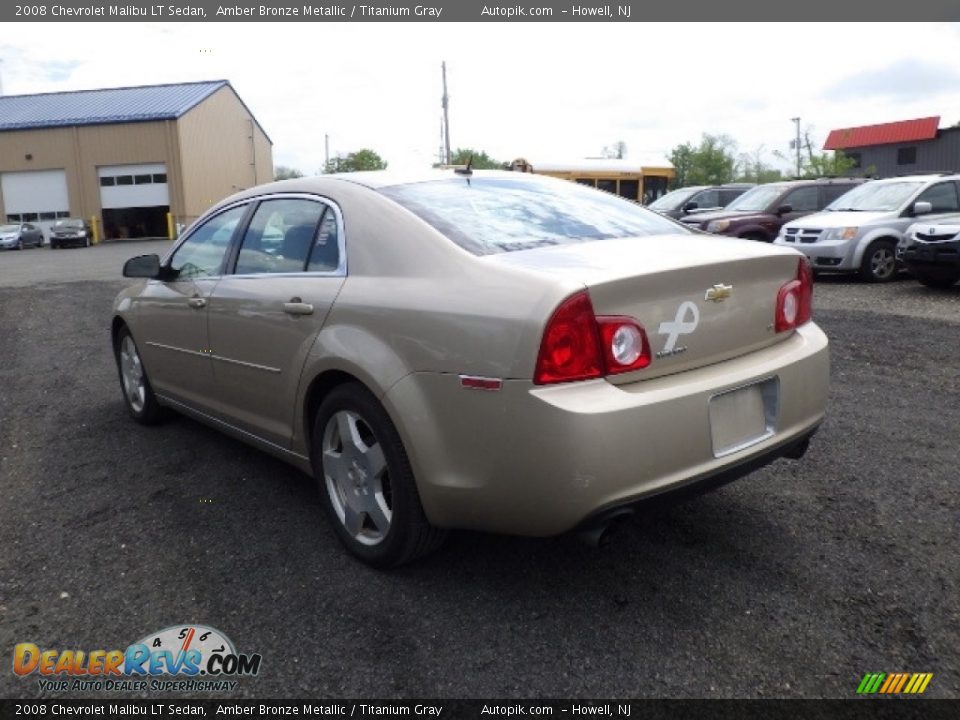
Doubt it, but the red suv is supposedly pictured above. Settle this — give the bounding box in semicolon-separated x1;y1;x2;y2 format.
680;178;865;241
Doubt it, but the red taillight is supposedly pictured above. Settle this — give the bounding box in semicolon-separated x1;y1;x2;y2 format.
776;258;814;332
534;291;603;384
534;291;651;385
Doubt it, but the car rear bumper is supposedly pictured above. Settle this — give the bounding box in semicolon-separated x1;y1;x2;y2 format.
386;322;830;536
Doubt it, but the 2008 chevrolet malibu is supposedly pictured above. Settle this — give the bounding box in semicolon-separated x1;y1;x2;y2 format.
112;170;829;567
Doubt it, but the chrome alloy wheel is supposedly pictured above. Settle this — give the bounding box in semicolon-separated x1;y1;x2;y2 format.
321;410;392;546
871;247;896;280
119;335;146;413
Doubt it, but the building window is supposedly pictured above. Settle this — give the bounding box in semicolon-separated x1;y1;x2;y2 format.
134;174;152;185
116;175;134;186
100;177;116;187
6;214;21;222
847;152;862;169
39;212;56;220
152;173;167;183
56;211;70;219
897;147;917;165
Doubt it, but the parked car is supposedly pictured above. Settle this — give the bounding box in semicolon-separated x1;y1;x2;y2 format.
899;214;960;288
774;174;960;283
682;178;865;242
647;183;755;219
50;218;93;248
112;170;829;567
0;222;44;250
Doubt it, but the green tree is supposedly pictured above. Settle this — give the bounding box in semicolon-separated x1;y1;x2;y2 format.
447;148;502;169
274;165;304;180
735;147;784;184
324;149;388;173
668;134;738;188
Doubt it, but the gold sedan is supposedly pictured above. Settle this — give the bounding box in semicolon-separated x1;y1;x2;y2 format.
112;170;829;567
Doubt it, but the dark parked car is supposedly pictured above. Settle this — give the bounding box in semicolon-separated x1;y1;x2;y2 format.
50;218;93;249
681;178;866;241
647;183;755;219
900;215;960;288
0;222;44;250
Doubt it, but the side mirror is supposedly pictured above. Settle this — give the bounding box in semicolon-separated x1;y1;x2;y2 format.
912;201;933;216
776;204;793;216
123;254;161;279
683;201;699;212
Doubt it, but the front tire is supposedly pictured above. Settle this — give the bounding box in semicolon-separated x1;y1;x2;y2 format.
311;383;446;567
860;240;898;282
913;266;960;289
114;327;164;425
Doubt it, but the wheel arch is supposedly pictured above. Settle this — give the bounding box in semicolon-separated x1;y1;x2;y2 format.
852;231;901;268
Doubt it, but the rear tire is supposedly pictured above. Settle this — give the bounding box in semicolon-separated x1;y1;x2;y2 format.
913;266;960;289
311;382;446;567
860;240;898;282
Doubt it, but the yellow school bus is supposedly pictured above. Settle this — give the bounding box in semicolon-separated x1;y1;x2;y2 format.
509;157;675;204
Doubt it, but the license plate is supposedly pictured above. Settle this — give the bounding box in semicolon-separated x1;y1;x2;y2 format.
709;378;779;457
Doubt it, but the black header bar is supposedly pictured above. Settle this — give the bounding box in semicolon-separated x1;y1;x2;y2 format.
3;1;960;22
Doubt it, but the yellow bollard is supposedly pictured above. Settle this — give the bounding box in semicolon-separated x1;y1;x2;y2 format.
90;216;100;244
167;212;175;240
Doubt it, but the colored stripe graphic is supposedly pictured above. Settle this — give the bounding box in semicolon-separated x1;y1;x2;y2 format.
857;672;932;694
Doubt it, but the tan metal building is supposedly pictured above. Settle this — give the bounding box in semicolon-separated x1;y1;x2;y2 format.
0;80;272;241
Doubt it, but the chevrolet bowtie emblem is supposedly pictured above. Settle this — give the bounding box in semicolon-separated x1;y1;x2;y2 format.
704;284;733;302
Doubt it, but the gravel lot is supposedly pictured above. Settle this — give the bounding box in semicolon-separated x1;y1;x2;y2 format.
0;245;957;700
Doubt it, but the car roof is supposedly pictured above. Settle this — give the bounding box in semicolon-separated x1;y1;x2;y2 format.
868;173;960;184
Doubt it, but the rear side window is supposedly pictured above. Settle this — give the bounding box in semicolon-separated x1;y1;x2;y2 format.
380;177;687;256
691;189;720;208
235;198;325;275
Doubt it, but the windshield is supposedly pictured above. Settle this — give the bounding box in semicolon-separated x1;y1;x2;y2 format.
727;185;786;212
0;224;19;233
648;187;700;211
381;176;689;256
826;181;924;212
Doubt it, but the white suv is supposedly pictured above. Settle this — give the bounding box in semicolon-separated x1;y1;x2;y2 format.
773;174;960;282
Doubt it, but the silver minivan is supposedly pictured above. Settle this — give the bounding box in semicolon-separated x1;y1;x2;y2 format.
774;173;960;282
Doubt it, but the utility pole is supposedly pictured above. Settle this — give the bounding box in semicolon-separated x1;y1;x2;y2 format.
441;61;451;166
325;134;329;169
791;117;801;177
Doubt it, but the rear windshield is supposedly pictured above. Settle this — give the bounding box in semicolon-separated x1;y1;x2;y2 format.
380;176;688;255
648;187;700;211
54;219;84;228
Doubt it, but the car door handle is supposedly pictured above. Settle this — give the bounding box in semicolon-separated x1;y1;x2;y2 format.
188;296;207;309
283;299;314;316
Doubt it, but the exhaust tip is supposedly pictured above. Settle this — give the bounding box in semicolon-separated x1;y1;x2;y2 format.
578;508;635;547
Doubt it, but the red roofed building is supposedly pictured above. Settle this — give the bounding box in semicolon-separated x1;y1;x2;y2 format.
823;116;960;178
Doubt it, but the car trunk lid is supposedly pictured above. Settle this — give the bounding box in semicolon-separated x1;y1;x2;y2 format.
487;234;805;382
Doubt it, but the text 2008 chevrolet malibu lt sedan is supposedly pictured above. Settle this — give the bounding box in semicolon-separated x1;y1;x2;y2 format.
112;170;829;567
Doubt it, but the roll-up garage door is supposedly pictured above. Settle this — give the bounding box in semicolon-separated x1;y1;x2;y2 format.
1;169;70;241
98;164;170;239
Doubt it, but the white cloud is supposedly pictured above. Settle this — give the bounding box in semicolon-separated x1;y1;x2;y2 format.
3;22;960;174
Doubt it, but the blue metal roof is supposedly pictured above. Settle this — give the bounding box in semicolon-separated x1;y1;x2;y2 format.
0;80;230;131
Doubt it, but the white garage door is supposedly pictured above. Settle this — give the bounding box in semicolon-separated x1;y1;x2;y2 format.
99;164;170;209
1;169;69;220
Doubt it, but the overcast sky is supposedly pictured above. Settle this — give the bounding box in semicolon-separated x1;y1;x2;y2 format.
4;22;960;175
